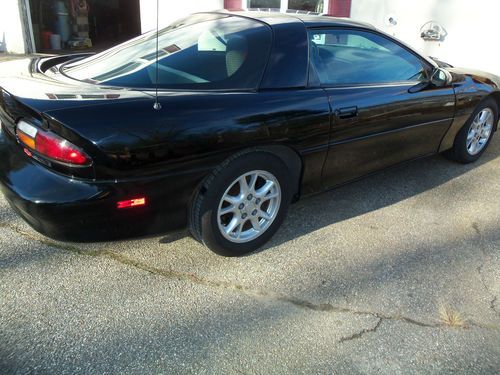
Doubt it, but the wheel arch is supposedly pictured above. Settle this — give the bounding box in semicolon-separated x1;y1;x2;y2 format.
190;144;304;202
440;93;499;152
253;145;303;201
488;91;500;131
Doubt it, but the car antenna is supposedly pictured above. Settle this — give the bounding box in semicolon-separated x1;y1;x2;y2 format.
153;0;162;110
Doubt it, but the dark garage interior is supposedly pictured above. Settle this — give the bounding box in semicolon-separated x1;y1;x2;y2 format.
28;0;141;53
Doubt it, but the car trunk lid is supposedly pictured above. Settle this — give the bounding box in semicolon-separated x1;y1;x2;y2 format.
0;56;153;114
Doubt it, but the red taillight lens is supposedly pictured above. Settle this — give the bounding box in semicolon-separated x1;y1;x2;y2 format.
16;120;90;166
35;131;89;165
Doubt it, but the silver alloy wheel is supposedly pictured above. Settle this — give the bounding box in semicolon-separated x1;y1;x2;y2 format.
467;108;494;155
217;170;281;243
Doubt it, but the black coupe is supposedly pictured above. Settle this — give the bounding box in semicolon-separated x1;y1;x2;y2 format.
0;11;498;255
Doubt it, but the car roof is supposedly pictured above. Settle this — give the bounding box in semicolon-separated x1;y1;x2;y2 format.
208;10;376;30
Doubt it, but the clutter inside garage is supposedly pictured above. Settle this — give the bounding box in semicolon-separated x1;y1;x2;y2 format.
28;0;141;53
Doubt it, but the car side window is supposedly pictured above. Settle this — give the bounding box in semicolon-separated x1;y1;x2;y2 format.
308;29;428;86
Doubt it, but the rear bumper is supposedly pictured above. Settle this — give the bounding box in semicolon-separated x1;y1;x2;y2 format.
0;128;203;242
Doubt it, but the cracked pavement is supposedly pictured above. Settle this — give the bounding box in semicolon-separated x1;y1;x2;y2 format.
1;137;499;374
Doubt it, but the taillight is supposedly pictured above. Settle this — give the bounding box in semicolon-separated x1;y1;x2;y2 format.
16;120;91;166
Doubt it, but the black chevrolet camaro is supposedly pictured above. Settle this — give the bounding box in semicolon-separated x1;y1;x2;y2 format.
0;11;498;255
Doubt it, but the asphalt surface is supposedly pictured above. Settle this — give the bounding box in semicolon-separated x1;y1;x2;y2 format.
0;136;499;374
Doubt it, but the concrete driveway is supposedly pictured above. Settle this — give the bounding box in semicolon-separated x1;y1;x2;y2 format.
1;137;499;374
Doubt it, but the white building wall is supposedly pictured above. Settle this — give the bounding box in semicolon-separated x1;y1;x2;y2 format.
0;0;26;53
351;0;500;76
140;0;225;33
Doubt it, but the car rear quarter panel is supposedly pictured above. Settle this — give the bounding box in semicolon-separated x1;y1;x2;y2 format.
45;89;331;194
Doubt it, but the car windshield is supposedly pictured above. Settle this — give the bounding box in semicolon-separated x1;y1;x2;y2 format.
62;14;272;90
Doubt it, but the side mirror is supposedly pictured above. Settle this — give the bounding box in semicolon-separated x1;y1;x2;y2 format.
408;67;452;93
430;68;451;87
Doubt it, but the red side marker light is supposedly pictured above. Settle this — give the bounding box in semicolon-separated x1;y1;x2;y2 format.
117;197;147;209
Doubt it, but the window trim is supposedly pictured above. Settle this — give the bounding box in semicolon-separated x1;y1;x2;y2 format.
243;0;329;13
306;26;436;89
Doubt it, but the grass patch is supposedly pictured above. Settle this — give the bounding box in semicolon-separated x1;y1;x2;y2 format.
439;306;468;328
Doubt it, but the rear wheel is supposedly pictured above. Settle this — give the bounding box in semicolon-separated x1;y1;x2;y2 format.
446;99;497;163
190;151;292;256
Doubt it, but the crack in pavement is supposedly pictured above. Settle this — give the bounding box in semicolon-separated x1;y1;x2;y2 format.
472;222;500;316
491;296;498;315
0;223;103;256
477;263;500;316
2;222;498;335
339;317;383;343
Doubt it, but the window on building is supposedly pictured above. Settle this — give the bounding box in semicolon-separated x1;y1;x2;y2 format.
248;0;281;9
247;0;325;12
309;29;428;85
62;15;272;90
289;0;324;12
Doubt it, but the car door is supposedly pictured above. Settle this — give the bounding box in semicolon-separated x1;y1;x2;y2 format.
308;28;456;188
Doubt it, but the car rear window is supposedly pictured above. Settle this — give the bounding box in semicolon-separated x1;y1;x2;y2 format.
62;14;272;90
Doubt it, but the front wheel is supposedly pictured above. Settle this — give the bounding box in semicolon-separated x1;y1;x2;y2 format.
446;98;497;163
190;151;293;256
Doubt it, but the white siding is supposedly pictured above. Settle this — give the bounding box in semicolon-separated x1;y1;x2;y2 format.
351;0;500;76
0;0;26;53
140;0;225;33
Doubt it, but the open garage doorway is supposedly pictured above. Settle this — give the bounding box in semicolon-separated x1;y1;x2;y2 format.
28;0;141;53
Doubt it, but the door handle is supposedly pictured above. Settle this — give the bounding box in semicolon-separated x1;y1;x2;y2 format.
335;106;358;119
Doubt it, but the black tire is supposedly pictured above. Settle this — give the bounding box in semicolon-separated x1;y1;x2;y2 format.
446;98;498;163
190;150;293;256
